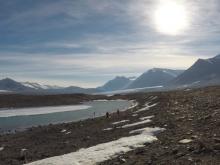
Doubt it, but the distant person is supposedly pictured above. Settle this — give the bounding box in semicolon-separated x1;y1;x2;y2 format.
106;112;109;118
93;112;96;118
117;109;120;116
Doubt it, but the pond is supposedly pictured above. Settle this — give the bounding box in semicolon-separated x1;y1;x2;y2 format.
0;100;134;133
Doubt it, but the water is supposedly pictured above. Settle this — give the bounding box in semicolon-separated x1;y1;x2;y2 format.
0;100;133;133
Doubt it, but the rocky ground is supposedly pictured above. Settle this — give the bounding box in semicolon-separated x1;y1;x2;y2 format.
0;86;220;165
0;93;107;108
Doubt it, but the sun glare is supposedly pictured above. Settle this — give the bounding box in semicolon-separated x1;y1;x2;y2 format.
154;0;189;35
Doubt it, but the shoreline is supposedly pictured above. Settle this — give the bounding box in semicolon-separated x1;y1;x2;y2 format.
0;99;136;135
0;86;220;164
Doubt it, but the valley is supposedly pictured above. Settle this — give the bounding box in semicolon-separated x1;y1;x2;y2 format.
0;86;219;164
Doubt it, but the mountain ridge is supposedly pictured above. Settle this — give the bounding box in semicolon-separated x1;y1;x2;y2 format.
1;54;220;94
169;55;220;87
126;68;184;89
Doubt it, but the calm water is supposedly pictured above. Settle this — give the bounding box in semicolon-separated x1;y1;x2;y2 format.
0;100;133;133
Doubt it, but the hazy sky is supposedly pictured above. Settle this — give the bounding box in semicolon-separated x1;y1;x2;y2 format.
1;0;220;87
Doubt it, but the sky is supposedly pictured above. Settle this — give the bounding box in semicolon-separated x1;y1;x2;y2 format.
0;0;220;87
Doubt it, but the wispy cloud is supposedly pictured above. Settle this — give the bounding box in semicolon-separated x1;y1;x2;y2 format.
0;0;220;87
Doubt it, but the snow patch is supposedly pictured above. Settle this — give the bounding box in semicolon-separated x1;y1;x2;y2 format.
139;115;154;121
126;101;138;110
0;147;4;151
61;129;67;133
150;96;158;100
22;82;62;90
179;139;192;144
120;119;151;128
112;120;130;125
103;128;113;131
26;127;163;165
135;103;158;113
65;131;71;135
129;127;165;135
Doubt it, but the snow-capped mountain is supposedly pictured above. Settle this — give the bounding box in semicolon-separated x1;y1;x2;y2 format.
22;82;62;90
0;78;33;92
1;54;220;95
126;68;184;89
98;76;133;92
170;55;220;87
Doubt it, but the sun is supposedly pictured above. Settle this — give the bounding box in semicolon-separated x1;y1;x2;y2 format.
154;0;189;35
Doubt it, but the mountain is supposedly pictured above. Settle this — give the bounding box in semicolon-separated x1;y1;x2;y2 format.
22;82;62;90
45;86;100;94
0;78;33;92
98;76;132;91
170;55;220;87
0;78;100;94
127;68;184;89
1;54;220;94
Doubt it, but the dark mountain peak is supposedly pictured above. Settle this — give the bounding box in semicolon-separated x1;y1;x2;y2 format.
0;77;34;92
193;56;220;67
170;54;220;87
1;78;16;82
213;54;220;59
194;58;210;64
114;76;129;80
127;68;183;89
99;76;132;92
148;68;163;72
127;76;136;80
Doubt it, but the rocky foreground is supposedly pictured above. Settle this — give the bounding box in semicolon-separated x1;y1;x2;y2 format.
0;86;220;165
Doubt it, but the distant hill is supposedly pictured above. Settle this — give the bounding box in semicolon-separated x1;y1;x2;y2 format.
126;68;184;89
170;55;220;87
0;78;100;94
0;78;33;92
45;86;101;94
98;76;132;92
1;54;220;94
22;82;62;90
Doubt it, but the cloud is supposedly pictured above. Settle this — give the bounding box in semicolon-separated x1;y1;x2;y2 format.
0;0;220;87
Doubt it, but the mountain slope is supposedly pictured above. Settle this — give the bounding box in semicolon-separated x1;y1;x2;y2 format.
98;76;132;91
45;86;100;94
22;82;62;90
170;55;220;87
0;78;34;92
127;68;183;89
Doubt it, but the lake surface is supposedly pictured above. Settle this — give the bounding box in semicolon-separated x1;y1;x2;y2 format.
0;100;133;133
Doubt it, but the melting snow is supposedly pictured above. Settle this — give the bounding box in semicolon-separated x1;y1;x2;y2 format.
135;103;158;113
149;96;158;101
103;128;113;131
65;131;71;135
139;115;154;121
129;127;165;135
112;120;130;125
132;114;138;117
0;105;91;117
26;127;163;165
61;129;67;133
21;148;28;152
179;139;192;144
0;147;4;151
120;119;151;128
